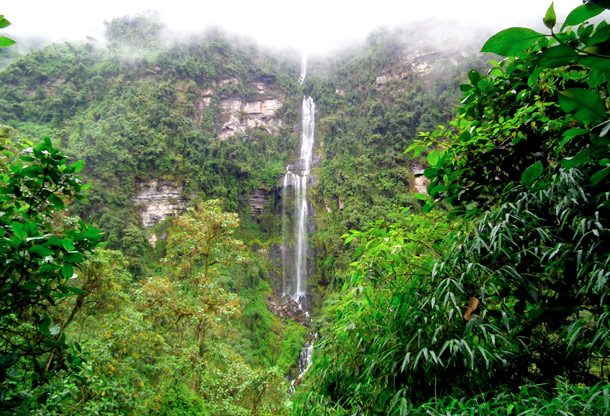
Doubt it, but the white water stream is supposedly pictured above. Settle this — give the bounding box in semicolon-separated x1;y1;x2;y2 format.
282;55;315;311
282;54;316;388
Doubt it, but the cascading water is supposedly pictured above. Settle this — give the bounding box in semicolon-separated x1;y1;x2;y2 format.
298;53;307;84
282;54;316;389
282;55;315;311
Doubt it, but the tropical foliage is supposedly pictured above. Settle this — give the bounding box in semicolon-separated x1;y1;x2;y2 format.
0;133;102;410
4;2;609;415
293;2;610;415
307;27;487;295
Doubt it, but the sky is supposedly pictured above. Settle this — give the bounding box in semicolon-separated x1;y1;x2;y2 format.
2;1;582;54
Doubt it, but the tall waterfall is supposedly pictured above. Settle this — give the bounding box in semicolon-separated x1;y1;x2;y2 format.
298;53;307;84
282;55;315;311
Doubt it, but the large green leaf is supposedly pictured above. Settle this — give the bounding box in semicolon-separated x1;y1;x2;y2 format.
590;166;610;186
521;161;544;185
11;222;26;240
481;28;544;57
561;2;606;30
39;314;51;336
70;160;85;173
0;16;11;29
580;57;610;87
561;146;598;168
423;168;438;179
61;263;74;279
561;128;589;145
587;24;610;46
427;149;441;166
29;245;53;257
558;88;607;122
537;45;579;68
0;36;15;47
63;252;84;263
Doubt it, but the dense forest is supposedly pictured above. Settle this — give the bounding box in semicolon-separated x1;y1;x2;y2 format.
0;2;609;415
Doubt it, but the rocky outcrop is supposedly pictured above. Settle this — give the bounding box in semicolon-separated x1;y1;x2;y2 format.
199;87;213;109
266;294;311;327
411;164;430;194
323;196;332;212
376;50;472;88
219;98;284;139
187;77;286;138
248;187;269;215
219;77;239;86
132;180;187;227
375;74;400;87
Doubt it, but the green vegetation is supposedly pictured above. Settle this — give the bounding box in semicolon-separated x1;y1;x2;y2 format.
0;16;308;413
3;2;609;414
0;133;102;409
0;16;302;271
293;2;610;415
0;149;302;413
307;29;488;296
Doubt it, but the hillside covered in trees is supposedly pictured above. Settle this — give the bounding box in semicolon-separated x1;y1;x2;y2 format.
0;2;609;415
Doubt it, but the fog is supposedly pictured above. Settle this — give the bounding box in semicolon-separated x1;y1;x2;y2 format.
3;0;580;54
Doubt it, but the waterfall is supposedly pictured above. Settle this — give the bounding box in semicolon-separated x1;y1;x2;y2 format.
282;53;316;389
298;52;307;84
282;51;315;309
281;96;315;310
289;337;315;393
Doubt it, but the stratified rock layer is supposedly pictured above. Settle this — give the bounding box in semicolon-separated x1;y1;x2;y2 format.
132;180;186;227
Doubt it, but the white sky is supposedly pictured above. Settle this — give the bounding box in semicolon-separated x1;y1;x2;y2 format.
2;1;583;53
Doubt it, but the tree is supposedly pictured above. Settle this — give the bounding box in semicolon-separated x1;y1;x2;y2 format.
104;12;162;49
411;2;610;217
0;133;102;409
405;0;610;408
160;199;246;390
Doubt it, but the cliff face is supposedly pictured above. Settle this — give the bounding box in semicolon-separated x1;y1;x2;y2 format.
248;187;271;215
373;50;477;97
131;180;187;228
181;76;287;139
130;72;291;228
302;33;485;290
218;96;284;138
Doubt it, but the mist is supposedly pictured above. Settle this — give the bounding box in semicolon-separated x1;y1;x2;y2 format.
2;0;579;55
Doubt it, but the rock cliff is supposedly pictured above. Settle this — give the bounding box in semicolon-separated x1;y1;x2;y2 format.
186;77;286;139
131;180;187;227
219;97;284;138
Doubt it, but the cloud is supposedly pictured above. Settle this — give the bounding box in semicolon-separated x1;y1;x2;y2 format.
3;0;579;53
